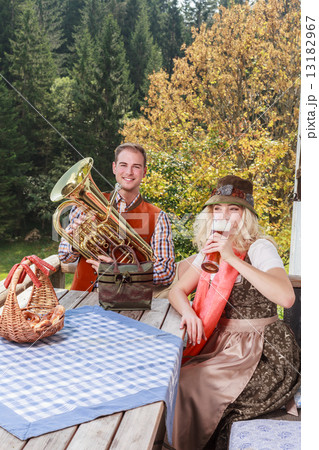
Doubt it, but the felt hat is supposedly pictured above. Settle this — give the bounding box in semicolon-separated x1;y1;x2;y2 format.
204;175;258;216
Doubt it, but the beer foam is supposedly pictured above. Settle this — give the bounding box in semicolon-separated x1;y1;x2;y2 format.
212;219;231;233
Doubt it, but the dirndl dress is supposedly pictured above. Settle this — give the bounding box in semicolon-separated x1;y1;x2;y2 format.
172;264;301;450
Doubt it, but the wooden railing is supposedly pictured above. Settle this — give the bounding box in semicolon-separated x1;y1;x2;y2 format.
0;255;301;312
0;255;78;307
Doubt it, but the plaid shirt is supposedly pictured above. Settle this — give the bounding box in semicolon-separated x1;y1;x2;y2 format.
58;193;176;285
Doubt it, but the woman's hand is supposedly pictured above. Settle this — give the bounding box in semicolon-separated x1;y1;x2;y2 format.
201;231;235;264
86;254;114;273
180;309;206;346
168;264;204;344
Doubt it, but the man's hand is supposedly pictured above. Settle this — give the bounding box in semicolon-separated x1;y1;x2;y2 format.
86;254;114;273
66;212;87;236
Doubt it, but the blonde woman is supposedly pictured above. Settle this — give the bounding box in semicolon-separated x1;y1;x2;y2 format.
168;175;300;450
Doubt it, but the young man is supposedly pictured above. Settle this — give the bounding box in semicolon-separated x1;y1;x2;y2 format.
58;143;176;297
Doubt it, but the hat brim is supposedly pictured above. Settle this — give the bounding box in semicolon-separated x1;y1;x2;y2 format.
204;195;258;217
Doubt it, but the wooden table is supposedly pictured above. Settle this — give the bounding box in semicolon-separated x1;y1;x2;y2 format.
0;289;184;450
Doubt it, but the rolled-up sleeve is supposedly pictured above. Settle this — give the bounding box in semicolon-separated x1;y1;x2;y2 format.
150;211;176;285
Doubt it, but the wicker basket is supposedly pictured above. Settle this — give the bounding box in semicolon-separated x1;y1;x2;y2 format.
0;256;65;343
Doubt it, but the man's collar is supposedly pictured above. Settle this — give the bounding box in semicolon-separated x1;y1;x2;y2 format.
115;192;142;209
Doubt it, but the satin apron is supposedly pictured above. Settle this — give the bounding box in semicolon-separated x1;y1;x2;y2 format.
172;315;278;450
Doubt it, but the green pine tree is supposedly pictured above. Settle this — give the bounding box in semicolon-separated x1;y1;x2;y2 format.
6;0;57;172
182;0;218;44
96;13;134;175
35;0;66;72
120;0;140;50
0;0;22;75
104;0;127;31
128;1;162;112
162;0;185;75
75;0;106;42
70;26;100;160
0;80;28;239
219;0;247;8
59;0;85;71
147;0;167;48
71;15;133;184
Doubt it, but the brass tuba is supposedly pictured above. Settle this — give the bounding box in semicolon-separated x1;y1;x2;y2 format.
50;157;154;262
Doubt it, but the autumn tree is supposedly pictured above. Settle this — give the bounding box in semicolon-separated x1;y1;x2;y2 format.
122;0;300;262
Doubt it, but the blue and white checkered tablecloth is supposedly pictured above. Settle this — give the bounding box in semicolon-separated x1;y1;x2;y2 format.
0;305;183;443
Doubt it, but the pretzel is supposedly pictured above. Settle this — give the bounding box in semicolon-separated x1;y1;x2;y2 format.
22;311;40;325
33;319;52;332
20;304;65;333
32;305;65;332
41;311;53;321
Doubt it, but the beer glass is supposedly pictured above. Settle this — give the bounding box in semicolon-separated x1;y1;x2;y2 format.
201;219;231;273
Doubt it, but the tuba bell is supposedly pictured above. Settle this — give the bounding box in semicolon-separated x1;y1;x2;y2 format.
50;157;154;263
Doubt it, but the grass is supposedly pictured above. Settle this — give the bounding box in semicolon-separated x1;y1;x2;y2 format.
0;237;75;289
0;237;60;281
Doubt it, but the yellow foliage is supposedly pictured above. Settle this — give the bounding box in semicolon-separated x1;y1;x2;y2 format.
122;0;300;262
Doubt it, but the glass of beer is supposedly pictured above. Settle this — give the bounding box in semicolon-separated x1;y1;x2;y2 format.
201;219;231;273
